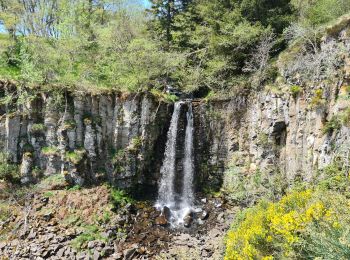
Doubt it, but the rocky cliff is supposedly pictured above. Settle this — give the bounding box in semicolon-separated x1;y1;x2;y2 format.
2;80;350;194
0;83;173;194
194;81;350;192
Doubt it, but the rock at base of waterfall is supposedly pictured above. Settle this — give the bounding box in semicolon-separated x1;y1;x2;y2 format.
200;211;209;220
201;198;207;204
162;206;171;220
155;215;168;226
183;213;193;228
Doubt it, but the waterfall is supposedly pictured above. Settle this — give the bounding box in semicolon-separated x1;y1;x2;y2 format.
181;103;194;208
156;101;195;227
157;101;182;208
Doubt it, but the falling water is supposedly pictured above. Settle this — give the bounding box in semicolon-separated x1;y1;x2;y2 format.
156;101;196;227
157;101;183;208
181;103;194;208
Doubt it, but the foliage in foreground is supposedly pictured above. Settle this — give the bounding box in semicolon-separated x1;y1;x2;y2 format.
225;189;350;260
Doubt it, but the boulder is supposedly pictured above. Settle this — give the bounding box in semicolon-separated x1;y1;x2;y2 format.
155;215;168;226
183;214;193;228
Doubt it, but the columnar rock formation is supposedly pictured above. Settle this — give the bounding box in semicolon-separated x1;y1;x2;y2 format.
1;80;350;193
0;84;173;192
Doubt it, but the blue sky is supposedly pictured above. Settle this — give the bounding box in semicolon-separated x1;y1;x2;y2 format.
0;1;151;33
142;0;151;8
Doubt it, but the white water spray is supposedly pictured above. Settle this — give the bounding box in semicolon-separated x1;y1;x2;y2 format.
156;101;195;227
157;102;182;208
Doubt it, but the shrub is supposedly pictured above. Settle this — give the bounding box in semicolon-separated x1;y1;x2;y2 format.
340;108;350;127
31;123;46;133
41;146;59;156
310;89;325;108
0;153;20;183
110;188;134;208
222;165;287;206
322;116;342;135
290;85;302;98
63;120;76;130
127;136;143;153
225;190;350;260
150;89;179;103
65;149;86;165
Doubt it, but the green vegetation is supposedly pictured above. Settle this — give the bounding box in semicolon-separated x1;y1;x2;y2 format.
225;154;350;259
310;89;326;108
0;152;20;183
30;123;47;134
322;116;342;135
0;0;348;95
65;149;86;165
41;146;59;156
68;185;82;191
110;188;134;208
222;165;286;206
71;224;107;250
290;85;302;98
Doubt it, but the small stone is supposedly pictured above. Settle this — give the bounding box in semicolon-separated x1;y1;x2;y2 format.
43;212;53;221
111;252;123;259
57;247;65;257
201;198;207;203
0;242;6;249
215;203;222;208
94;250;100;260
217;212;224;222
88;241;98;249
103;246;114;256
123;246;137;260
200;211;209;220
193;208;202;213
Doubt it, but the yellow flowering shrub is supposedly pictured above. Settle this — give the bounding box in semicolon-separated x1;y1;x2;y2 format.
225;190;348;260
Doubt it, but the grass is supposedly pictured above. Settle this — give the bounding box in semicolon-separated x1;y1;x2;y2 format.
322;116;342;135
31;123;47;133
65;149;86;165
41;146;59;156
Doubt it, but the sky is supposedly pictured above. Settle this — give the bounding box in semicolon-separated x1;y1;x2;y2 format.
0;1;151;34
142;0;151;8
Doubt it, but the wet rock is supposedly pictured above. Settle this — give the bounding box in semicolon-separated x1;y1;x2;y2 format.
201;198;207;204
200;211;209;220
183;213;193;228
162;206;171;221
193;207;202;213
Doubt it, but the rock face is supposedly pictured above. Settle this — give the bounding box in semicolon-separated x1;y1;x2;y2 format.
2;80;350;192
193;81;350;188
0;84;172;194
